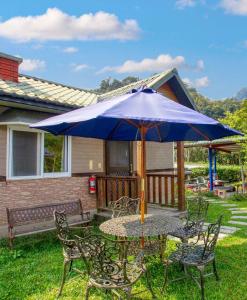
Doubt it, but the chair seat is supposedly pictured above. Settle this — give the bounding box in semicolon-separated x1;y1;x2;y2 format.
169;245;214;266
169;225;200;240
90;261;144;288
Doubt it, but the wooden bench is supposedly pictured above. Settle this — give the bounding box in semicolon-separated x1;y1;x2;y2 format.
6;200;91;248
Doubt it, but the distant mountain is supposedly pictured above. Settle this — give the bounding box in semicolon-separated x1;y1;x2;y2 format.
235;88;247;101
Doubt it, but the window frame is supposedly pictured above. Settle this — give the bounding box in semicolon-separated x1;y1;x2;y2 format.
7;125;72;180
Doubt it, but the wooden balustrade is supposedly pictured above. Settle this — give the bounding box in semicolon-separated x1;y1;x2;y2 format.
96;176;138;210
96;173;178;211
147;173;178;208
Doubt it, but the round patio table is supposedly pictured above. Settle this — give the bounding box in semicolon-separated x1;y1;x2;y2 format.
100;214;180;238
100;214;181;259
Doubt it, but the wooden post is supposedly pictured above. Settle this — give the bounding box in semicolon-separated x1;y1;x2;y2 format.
208;147;213;191
137;126;147;222
177;141;185;211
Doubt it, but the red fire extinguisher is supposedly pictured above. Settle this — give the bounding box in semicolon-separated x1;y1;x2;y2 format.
89;175;96;194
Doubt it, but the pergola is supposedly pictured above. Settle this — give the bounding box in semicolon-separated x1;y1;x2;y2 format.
183;137;246;190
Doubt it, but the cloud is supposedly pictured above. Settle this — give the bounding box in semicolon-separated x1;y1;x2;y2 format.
0;8;140;42
220;0;247;15
71;63;89;72
195;59;204;71
98;54;204;74
183;76;209;88
63;47;78;53
176;0;196;9
19;59;46;72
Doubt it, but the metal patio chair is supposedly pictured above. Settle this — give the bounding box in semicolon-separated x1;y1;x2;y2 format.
110;196;140;218
163;215;223;300
76;233;156;299
169;195;209;243
54;210;92;297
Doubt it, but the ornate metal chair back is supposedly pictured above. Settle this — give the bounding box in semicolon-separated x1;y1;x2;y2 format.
186;196;209;228
76;234;130;284
54;210;70;239
111;196;140;218
201;215;223;259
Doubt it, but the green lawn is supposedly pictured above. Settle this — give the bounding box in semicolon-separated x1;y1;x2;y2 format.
0;197;247;300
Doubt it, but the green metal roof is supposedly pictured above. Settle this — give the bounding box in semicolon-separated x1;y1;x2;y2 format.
183;137;247;153
0;68;195;110
0;74;98;108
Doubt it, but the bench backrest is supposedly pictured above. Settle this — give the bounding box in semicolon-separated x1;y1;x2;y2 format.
6;200;83;227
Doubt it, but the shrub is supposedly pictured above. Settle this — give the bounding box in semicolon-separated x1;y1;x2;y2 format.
190;165;242;182
229;194;247;202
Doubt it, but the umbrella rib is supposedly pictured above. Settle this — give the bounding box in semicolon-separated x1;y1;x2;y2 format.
107;119;123;139
188;124;210;141
155;125;162;142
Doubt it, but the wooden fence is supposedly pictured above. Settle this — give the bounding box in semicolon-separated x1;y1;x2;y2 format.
96;176;138;210
147;174;178;207
96;173;178;210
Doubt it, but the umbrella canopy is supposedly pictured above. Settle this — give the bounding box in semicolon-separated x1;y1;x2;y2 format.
31;88;242;227
31;88;241;141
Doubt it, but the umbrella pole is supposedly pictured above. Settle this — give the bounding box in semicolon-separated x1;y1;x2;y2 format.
140;126;147;224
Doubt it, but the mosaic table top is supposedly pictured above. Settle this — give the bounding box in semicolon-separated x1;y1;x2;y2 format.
100;214;181;238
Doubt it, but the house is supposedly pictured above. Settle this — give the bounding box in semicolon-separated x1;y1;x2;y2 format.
0;52;196;230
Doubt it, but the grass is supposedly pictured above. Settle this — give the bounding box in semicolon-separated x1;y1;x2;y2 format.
0;197;247;300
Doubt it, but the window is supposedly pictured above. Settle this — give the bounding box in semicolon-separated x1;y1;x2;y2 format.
8;126;71;179
12;131;40;177
44;133;68;174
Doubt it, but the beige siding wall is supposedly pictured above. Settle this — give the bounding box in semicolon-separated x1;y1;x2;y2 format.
146;142;174;170
72;137;105;173
133;142;174;171
0;126;7;177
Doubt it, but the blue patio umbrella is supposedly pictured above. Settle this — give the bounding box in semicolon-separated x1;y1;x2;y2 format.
31;88;242;224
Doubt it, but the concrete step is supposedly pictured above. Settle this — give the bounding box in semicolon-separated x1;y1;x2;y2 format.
204;223;239;234
221;204;238;207
228;220;247;226
206;201;227;204
231;216;247;220
232;210;247;214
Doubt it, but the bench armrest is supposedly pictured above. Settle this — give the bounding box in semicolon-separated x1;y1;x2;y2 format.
82;211;91;220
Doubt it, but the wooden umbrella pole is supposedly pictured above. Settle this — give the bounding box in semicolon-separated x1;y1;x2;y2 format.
140;126;147;224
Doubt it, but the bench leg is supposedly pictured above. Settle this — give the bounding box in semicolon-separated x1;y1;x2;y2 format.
8;227;14;249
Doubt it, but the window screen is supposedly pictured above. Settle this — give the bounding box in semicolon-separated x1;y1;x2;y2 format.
12;131;38;176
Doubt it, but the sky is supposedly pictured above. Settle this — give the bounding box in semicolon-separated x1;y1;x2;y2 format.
1;0;247;99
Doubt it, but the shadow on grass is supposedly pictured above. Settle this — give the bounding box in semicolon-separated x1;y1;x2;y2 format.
0;226;246;299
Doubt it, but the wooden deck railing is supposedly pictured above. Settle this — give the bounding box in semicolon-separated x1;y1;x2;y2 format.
147;174;178;208
96;173;178;210
96;176;138;210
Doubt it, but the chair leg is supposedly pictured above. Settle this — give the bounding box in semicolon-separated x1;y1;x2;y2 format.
85;283;92;300
197;266;205;300
213;258;220;281
162;260;169;292
145;269;156;299
57;260;70;298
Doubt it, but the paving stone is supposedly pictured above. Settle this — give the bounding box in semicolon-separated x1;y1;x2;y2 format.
232;210;247;214
221;204;238;207
228;208;242;211
207;201;227;204
231;216;247;220
228;221;247;226
204;223;239;234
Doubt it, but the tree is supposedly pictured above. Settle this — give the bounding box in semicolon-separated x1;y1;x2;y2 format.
95;76;139;94
220;100;247;162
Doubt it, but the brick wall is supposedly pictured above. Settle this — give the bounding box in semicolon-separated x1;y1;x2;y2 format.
0;176;96;225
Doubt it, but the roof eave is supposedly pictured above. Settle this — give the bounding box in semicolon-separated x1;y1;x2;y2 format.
0;91;77;114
